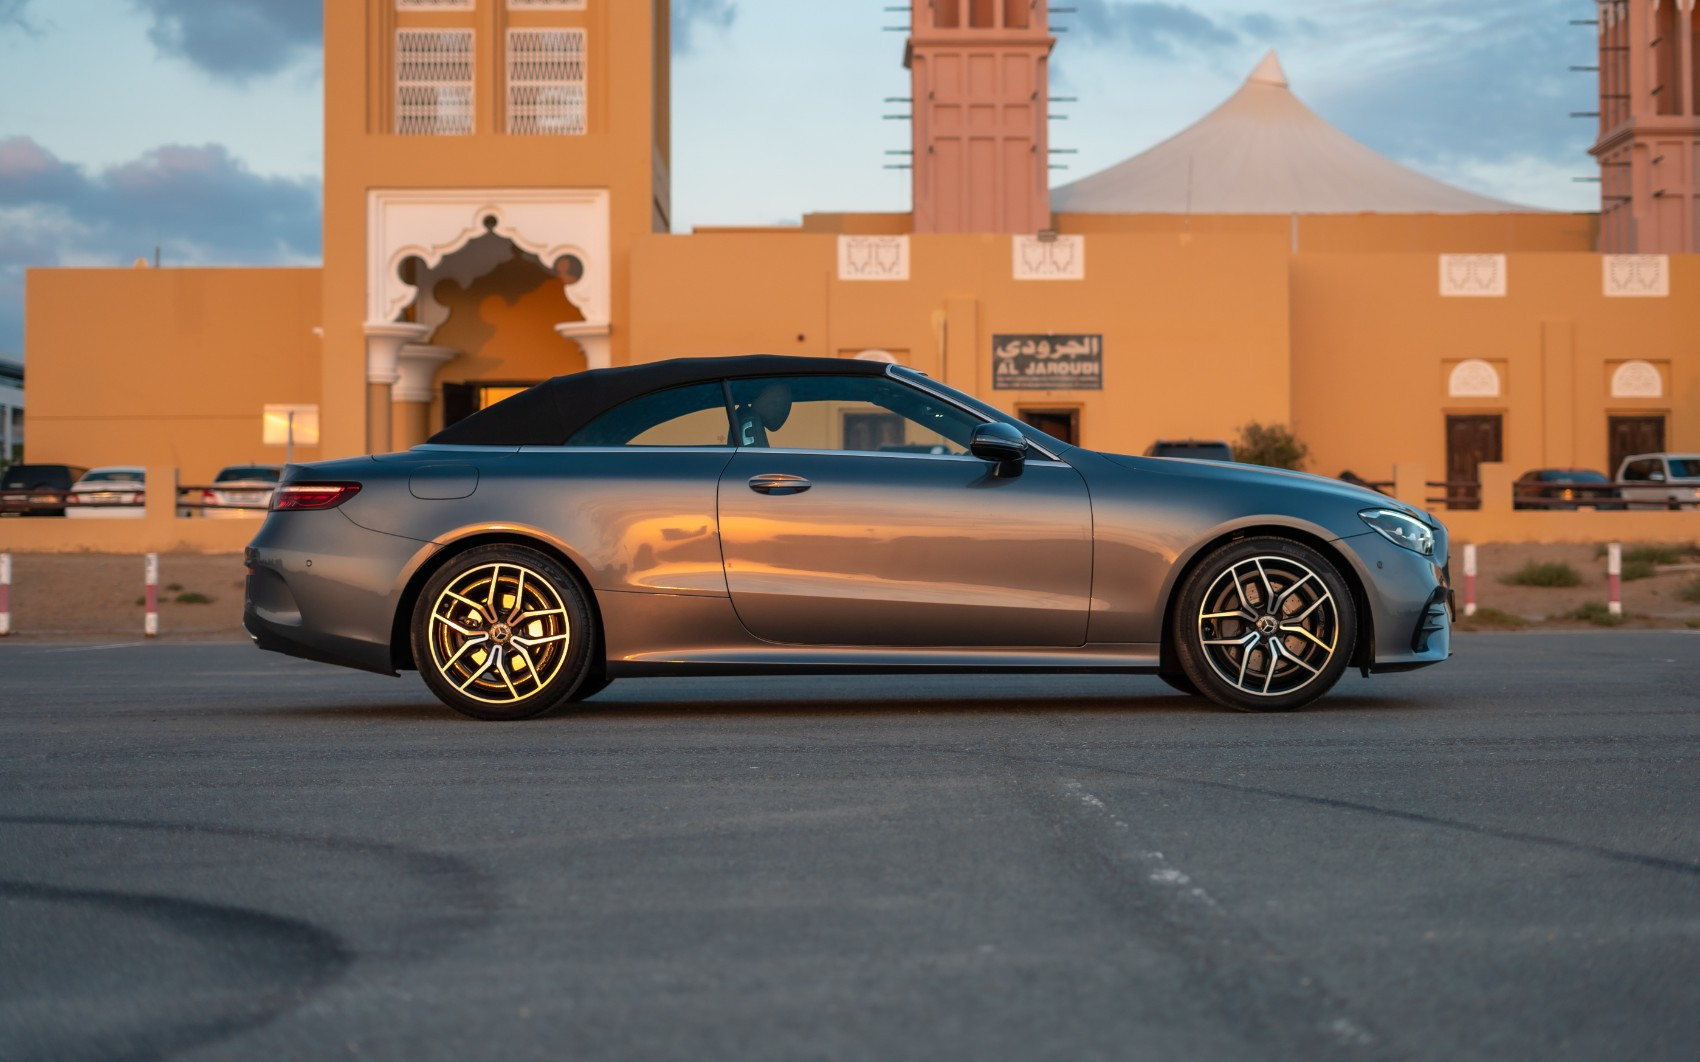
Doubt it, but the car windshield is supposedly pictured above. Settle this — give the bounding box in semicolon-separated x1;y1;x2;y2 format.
216;467;281;483
1557;470;1609;483
3;467;54;489
81;470;143;484
1668;458;1700;478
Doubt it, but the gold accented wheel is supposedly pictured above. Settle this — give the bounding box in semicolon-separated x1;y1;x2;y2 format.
411;544;599;720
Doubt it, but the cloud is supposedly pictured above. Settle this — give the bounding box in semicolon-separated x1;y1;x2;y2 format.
0;136;321;355
1304;0;1595;204
129;0;321;82
1063;2;1316;60
0;0;38;34
673;0;736;55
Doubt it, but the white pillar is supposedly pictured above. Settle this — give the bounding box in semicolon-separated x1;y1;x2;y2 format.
393;344;458;449
363;322;430;453
555;320;613;371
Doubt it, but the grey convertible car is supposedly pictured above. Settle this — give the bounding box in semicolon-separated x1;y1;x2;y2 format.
245;355;1451;720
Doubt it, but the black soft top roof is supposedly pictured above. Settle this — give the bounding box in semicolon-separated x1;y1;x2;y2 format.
427;355;888;447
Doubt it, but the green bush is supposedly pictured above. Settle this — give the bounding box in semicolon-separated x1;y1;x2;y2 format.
173;591;214;605
1232;422;1309;471
1554;601;1624;627
1595;543;1698;565
1501;561;1582;588
1621;558;1656;582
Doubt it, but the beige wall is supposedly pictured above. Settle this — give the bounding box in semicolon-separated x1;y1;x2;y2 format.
1292;253;1700;481
23;267;322;482
629;230;1293;458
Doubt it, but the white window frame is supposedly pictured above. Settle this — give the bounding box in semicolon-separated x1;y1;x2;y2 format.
506;28;587;136
397;0;475;9
395;29;476;136
507;1;586;8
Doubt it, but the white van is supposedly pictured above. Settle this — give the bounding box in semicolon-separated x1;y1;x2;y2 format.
1615;453;1700;510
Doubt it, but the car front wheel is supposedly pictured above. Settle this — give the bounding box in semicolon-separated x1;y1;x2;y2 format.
411;544;598;721
1172;536;1356;712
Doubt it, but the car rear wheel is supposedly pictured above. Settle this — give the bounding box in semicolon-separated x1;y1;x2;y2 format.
412;544;598;721
1172;536;1356;713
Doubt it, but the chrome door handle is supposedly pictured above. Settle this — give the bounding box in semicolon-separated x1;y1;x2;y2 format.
748;473;811;496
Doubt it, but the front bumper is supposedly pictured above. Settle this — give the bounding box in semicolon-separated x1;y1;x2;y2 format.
1337;526;1451;674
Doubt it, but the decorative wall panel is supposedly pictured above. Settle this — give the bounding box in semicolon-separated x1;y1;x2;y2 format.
1602;254;1669;297
507;29;587;135
396;30;475;136
1012;235;1085;280
1438;255;1506;297
838;236;910;281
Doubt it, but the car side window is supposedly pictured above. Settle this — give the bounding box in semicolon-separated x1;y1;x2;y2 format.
1622;460;1653;481
565;383;732;447
726;375;982;454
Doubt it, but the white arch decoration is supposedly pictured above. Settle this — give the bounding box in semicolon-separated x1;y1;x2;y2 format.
1610;360;1663;398
1448;359;1501;398
854;349;899;364
367;188;611;329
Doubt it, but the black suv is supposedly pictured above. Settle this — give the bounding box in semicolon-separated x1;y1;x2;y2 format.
1;464;90;517
1143;439;1234;461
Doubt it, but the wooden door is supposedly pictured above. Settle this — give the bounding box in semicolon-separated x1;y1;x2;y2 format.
1445;414;1502;510
1018;408;1080;446
1607;416;1665;476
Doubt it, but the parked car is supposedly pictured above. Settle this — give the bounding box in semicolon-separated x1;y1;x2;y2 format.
0;463;88;516
1144;439;1234;461
183;464;283;518
65;466;146;518
245;355;1452;721
1615;453;1700;510
1513;468;1623;510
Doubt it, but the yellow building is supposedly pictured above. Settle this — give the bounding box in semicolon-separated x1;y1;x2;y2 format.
19;0;1699;526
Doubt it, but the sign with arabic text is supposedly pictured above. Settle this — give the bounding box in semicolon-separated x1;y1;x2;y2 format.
992;334;1102;390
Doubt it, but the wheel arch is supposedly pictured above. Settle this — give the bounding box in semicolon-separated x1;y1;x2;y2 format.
1158;524;1375;675
389;530;606;674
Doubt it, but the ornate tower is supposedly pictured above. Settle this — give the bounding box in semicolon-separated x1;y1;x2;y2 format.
1591;0;1700;252
907;0;1054;233
320;0;671;456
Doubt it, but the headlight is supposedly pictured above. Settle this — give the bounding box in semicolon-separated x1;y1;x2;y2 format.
1358;508;1435;556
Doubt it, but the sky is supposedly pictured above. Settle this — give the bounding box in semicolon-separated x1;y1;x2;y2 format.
0;0;1601;361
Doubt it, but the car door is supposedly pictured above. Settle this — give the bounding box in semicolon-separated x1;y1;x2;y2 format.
716;373;1093;647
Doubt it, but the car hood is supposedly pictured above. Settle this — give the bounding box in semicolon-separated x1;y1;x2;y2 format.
1097;451;1437;526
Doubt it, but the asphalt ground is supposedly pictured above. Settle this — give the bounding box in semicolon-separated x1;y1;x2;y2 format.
0;632;1696;1061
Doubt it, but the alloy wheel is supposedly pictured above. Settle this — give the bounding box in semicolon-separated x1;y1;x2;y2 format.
425;561;571;706
1194;554;1340;699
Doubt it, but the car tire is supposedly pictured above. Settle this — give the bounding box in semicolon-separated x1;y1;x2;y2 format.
411;544;599;721
1172;536;1357;713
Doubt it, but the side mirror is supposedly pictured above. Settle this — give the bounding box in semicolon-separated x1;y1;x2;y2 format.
970;422;1029;478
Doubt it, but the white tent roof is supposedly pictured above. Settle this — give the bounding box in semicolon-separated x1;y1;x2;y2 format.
1051;52;1538;215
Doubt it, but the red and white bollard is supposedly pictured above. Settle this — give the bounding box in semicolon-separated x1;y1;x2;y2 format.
0;553;11;636
144;552;159;637
1607;541;1622;617
1462;543;1477;617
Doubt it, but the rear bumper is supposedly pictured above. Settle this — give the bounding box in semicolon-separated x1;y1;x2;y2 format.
244;509;435;676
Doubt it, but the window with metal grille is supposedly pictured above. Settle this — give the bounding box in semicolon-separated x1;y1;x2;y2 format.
507;29;586;135
396;29;475;135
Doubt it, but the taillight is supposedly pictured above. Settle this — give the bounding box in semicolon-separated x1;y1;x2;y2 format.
271;482;363;511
